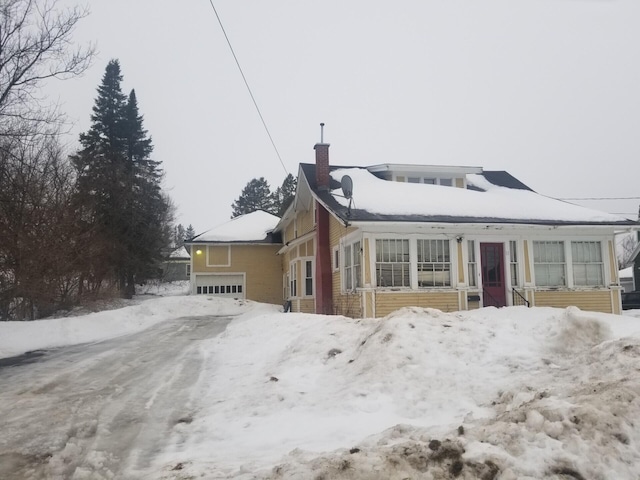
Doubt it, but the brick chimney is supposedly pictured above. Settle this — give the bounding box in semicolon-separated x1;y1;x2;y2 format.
314;124;332;314
315;123;330;190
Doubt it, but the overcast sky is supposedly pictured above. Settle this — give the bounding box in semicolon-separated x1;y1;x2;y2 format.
47;0;640;233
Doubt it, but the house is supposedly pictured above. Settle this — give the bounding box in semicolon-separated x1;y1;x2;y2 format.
189;136;638;317
185;210;282;304
160;247;191;282
619;266;634;293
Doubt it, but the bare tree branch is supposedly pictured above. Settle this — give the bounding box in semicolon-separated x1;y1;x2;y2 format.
0;0;94;132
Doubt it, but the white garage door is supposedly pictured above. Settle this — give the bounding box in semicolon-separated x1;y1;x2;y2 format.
195;274;245;299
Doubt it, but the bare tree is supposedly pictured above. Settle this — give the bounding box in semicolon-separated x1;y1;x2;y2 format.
617;233;639;269
0;0;94;135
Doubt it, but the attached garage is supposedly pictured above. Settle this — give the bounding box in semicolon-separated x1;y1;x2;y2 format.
194;274;245;299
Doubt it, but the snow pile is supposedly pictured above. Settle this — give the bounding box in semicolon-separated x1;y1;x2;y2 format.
193;210;280;242
149;305;640;479
2;295;640;479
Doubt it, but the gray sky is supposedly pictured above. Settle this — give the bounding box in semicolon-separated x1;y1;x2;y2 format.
48;0;640;232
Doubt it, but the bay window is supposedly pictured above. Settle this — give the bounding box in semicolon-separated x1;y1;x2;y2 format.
376;239;410;287
533;241;566;286
417;239;451;287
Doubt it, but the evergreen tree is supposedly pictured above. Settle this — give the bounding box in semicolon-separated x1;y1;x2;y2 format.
71;60;171;298
231;177;275;218
174;224;186;247
185;224;196;241
272;173;297;216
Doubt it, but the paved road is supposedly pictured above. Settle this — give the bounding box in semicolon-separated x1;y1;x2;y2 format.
0;315;232;479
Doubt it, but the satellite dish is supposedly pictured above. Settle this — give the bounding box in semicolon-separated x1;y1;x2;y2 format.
341;175;353;199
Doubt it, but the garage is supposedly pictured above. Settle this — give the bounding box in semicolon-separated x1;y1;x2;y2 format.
194;274;245;299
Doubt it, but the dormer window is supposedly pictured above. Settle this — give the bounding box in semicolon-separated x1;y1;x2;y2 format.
403;176;454;186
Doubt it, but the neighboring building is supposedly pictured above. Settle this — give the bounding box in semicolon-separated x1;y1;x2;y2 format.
619;266;634;293
185;211;282;304
189;139;638;317
160;247;191;282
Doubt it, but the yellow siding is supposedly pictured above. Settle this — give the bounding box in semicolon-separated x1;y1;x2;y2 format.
193;244;282;305
457;242;464;283
455;178;464;188
298;298;315;314
523;240;531;284
306;239;315;256
375;291;460;317
533;290;613;313
396;176;405;182
468;301;480;310
363;238;372;286
333;293;362;317
608;241;617;284
298;207;315;236
207;245;229;266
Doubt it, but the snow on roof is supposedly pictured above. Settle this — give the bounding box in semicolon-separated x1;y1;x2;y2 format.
620;266;634;278
330;168;630;224
169;247;190;259
193;210;280;242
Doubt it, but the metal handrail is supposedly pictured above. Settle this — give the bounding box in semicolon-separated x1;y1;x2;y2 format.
512;288;530;307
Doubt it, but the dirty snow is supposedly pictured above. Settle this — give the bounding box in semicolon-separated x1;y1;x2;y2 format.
330;168;631;223
1;292;640;479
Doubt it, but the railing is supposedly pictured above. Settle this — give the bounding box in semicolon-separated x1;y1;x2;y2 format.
482;288;502;307
512;289;530;307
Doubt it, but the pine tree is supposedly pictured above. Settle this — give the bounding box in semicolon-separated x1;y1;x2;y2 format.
272;173;297;216
231;177;275;218
174;224;186;247
71;60;171;298
71;60;128;292
185;224;196;241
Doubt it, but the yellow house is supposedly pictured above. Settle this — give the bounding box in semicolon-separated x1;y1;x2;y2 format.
185;211;282;305
189;139;638;317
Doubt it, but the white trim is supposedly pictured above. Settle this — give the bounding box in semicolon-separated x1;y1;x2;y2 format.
192;272;246;298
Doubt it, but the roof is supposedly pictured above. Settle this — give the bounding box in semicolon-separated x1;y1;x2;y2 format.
168;247;190;259
299;163;637;227
190;210;281;243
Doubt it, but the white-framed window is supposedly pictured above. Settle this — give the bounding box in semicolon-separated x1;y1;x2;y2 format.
417;239;451;287
333;246;340;272
468;240;477;287
399;176;456;186
376;239;410;287
344;241;362;291
533;241;566;286
304;259;314;296
571;241;603;286
186;264;191;277
509;240;518;287
289;262;298;297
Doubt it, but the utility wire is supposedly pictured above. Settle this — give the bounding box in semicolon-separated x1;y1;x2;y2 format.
559;196;640;201
206;0;288;176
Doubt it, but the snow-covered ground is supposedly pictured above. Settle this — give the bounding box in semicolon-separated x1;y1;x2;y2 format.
1;288;639;479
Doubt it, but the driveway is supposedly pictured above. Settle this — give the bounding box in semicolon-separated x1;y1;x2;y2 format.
0;315;232;479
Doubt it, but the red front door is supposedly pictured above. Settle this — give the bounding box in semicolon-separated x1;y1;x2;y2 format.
480;243;506;307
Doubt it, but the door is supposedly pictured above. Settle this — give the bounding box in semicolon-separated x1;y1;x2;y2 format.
480;243;506;307
195;274;245;298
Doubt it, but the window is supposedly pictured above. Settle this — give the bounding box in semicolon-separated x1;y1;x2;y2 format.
533;241;566;286
305;260;314;296
408;177;421;183
290;262;297;297
186;264;191;277
333;246;340;271
468;240;477;287
344;241;361;291
376;239;410;287
509;240;518;286
571;241;603;286
439;178;453;187
417;239;451;287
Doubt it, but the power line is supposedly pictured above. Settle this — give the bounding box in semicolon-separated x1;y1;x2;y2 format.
559;196;640;201
206;0;288;176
